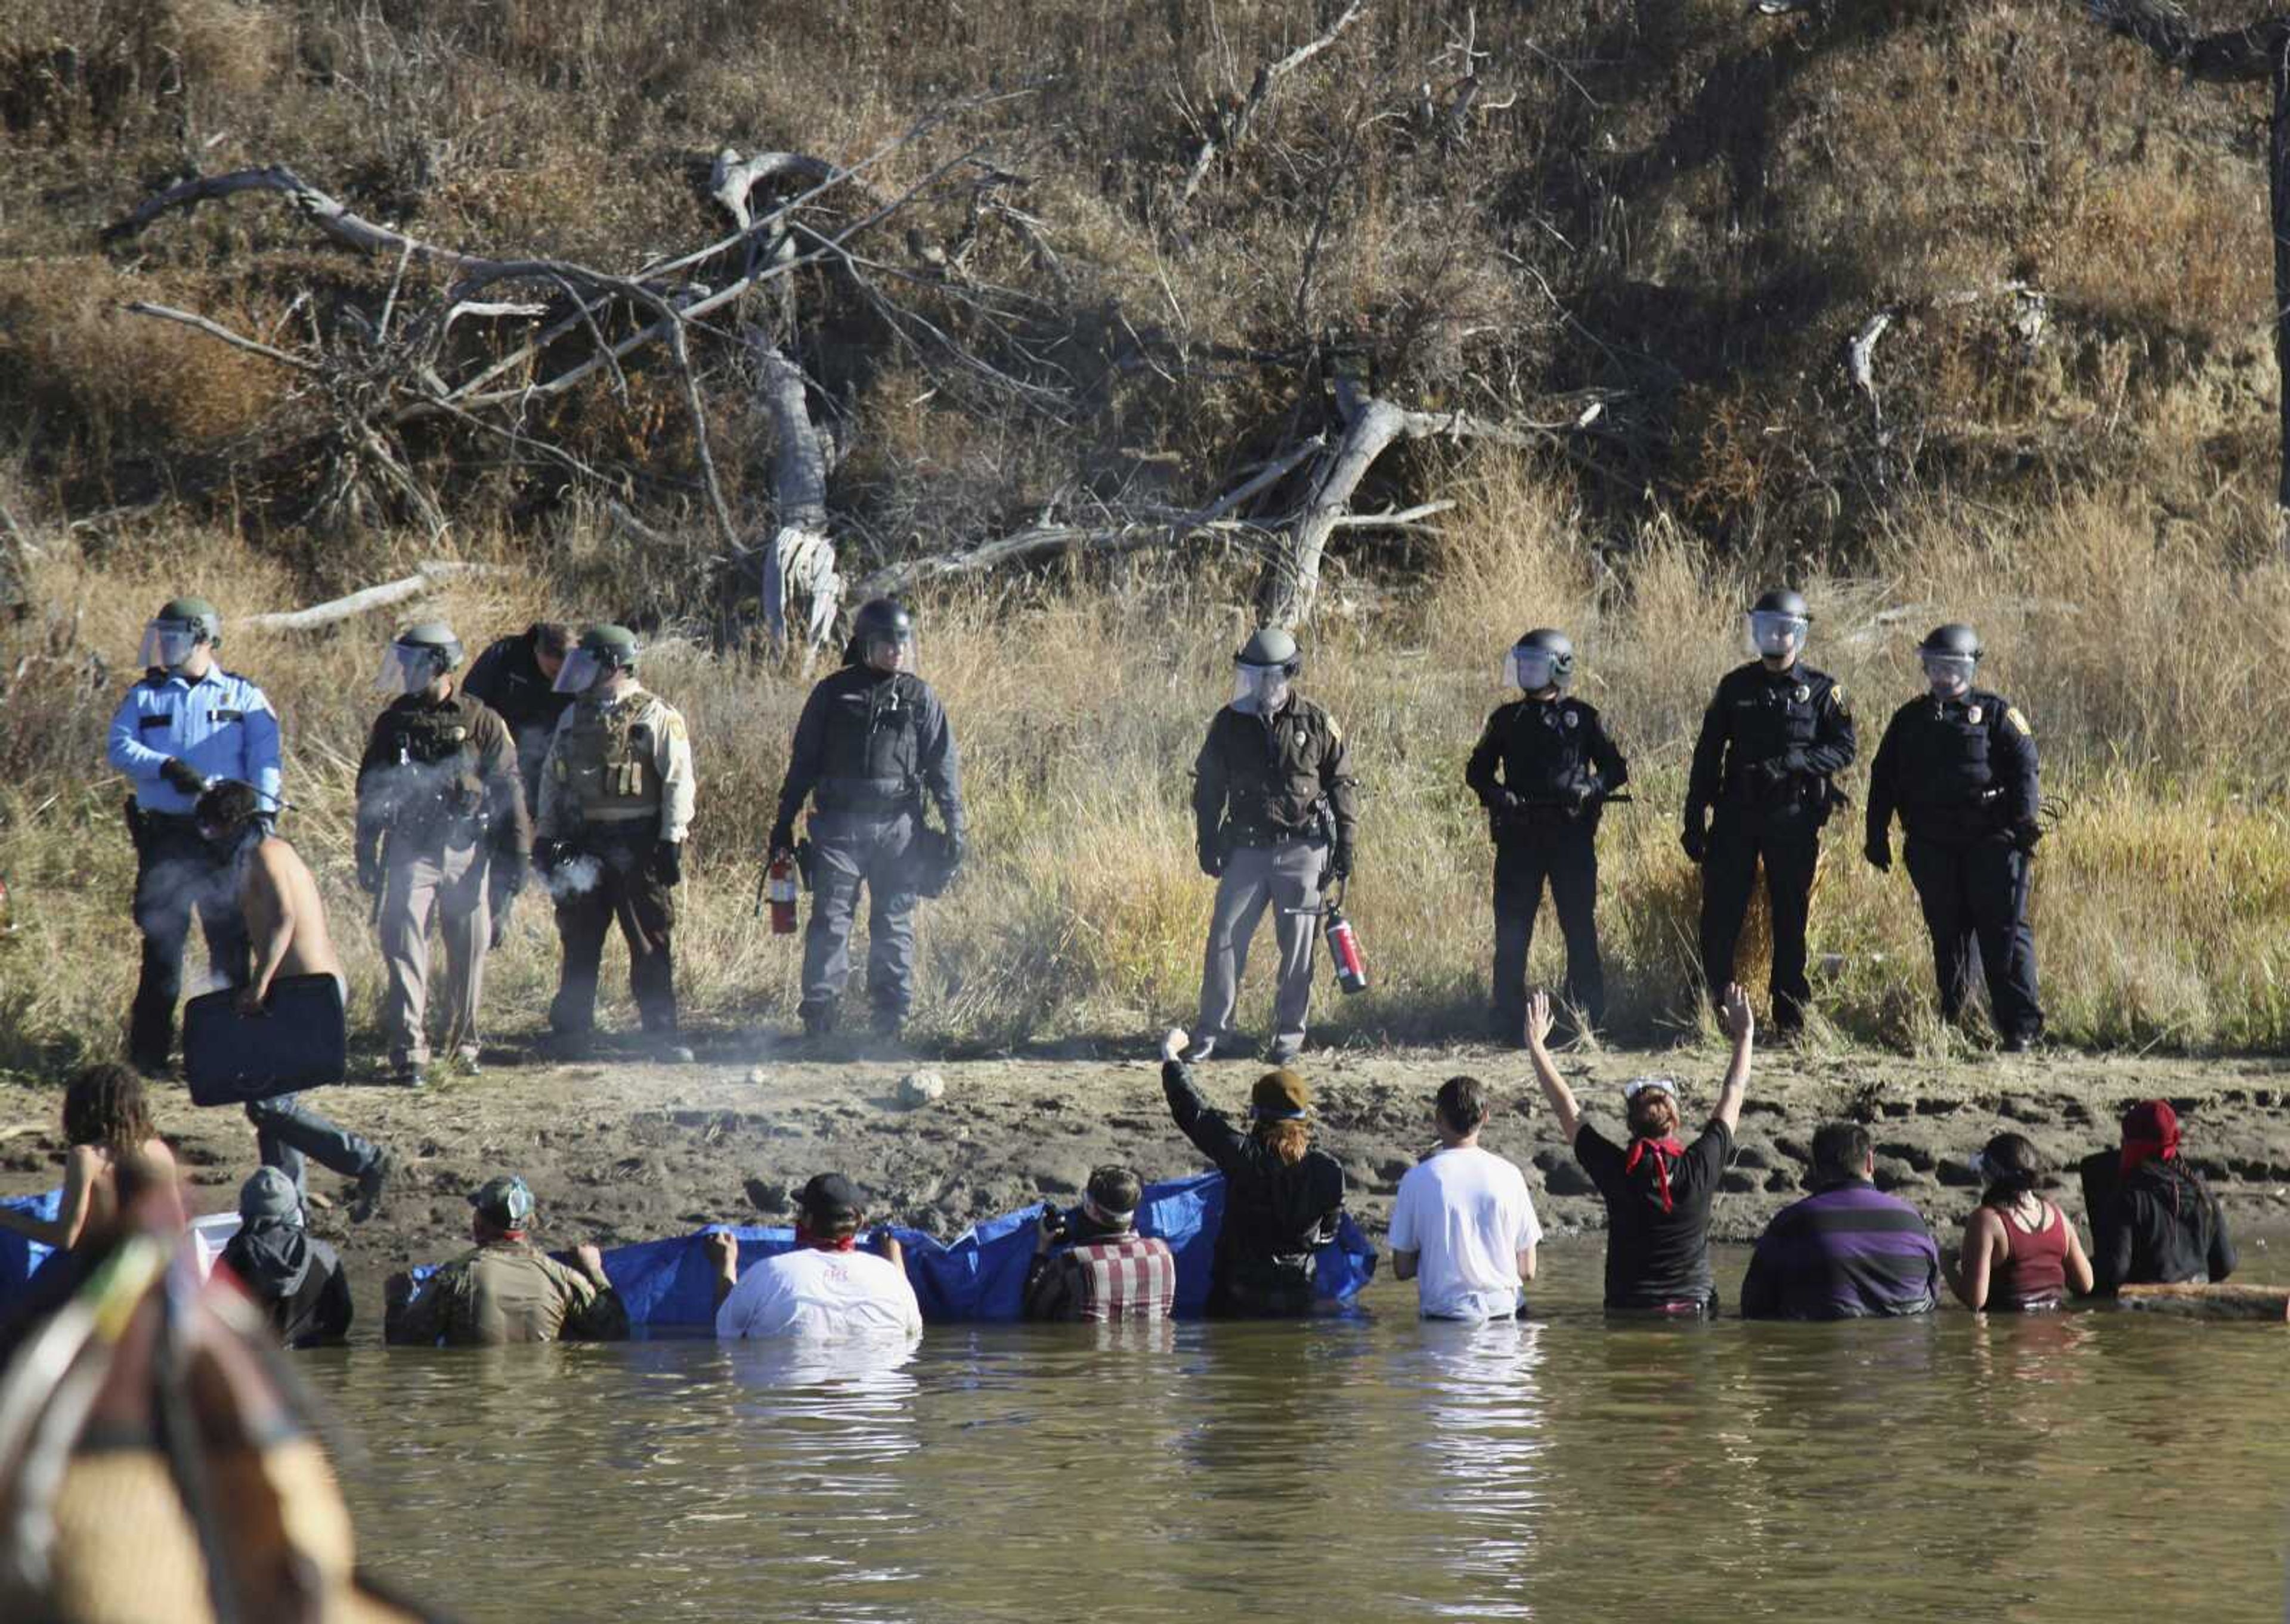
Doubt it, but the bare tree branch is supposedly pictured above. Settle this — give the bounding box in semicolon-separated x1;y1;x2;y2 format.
241;562;509;631
1180;1;1371;205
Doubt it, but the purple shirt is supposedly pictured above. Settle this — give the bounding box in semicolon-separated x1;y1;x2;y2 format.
1739;1179;1941;1321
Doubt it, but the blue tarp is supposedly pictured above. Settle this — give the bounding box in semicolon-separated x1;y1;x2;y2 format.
0;1190;61;1298
586;1171;1376;1329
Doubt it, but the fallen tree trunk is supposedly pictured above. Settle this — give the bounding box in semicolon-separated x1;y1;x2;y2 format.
240;562;510;632
2117;1282;2290;1321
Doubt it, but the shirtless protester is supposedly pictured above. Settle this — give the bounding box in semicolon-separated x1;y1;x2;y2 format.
0;1062;184;1254
194;781;393;1222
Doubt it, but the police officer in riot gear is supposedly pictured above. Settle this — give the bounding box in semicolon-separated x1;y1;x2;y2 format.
1865;623;2045;1050
1190;626;1358;1065
535;625;697;1060
770;598;964;1040
1684;588;1856;1034
1466;628;1629;1042
355;622;531;1085
106;596;283;1075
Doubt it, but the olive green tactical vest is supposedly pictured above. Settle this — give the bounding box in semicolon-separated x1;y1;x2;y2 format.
555;698;661;826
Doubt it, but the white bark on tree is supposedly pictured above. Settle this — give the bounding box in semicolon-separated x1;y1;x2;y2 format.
750;336;842;654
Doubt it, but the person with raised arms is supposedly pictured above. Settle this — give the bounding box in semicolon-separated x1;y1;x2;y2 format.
1527;984;1753;1316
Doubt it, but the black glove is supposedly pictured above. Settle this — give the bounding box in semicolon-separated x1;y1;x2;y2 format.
768;819;796;857
1754;755;1793;786
1566;779;1599;814
160;758;208;796
1197;836;1224;879
533;839;563;876
1681;822;1708;864
1328;845;1353;884
356;848;385;895
2012;821;2043;854
1864;834;1892;872
947;826;968;870
653;840;683;888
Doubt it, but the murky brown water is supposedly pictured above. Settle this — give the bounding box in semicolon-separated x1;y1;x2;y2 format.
308;1244;2290;1623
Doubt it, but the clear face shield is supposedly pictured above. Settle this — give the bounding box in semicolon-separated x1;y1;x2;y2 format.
1747;611;1809;662
139;620;208;672
552;649;609;695
1922;652;1976;697
374;643;440;696
863;631;916;674
1503;647;1562;693
1231;663;1293;715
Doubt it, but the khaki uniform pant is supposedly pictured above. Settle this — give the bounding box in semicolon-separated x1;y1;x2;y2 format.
1196;838;1328;1052
379;842;490;1066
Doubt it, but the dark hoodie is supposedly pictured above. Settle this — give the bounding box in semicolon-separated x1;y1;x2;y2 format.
2097;1160;2236;1293
222;1220;354;1347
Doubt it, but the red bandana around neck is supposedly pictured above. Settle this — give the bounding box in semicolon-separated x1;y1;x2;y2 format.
794;1223;858;1253
1625;1136;1688;1213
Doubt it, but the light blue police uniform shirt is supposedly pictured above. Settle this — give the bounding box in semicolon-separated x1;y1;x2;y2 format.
106;667;283;814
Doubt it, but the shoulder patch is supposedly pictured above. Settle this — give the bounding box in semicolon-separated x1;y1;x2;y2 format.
1325;714;1342;745
2004;706;2031;737
1829;683;1849;716
665;712;689;744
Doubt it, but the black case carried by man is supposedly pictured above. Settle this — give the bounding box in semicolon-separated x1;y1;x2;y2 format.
182;973;349;1105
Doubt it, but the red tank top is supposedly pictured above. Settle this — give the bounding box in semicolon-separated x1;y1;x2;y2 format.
1993;1200;2069;1309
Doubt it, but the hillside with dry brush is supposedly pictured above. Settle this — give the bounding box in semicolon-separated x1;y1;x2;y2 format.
2;0;2288;1070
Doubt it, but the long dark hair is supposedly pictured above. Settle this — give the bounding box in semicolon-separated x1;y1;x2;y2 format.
62;1063;155;1154
1977;1132;2045;1211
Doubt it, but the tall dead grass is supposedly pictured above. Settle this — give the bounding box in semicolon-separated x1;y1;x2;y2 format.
4;462;2286;1073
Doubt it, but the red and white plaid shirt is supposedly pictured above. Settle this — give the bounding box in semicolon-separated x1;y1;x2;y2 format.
1022;1235;1178;1322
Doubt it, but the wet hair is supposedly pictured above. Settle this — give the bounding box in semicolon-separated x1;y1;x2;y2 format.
1435;1075;1490;1135
194;779;261;836
1252;1118;1311;1166
61;1063;154;1155
1085;1165;1143;1216
1625;1087;1680;1140
1811;1122;1873;1182
1978;1132;2046;1210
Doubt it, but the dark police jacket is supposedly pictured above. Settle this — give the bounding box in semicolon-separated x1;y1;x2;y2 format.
1192;694;1358;854
462;629;573;799
1465;695;1628;840
354;690;530;864
1686;661;1855;826
1865;689;2038;846
775;664;964;832
1163;1061;1346;1316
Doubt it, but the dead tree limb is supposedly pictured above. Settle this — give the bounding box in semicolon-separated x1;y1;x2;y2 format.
749;335;843;653
124;302;324;374
710;150;839;232
856;437;1327;597
240;562;509;631
1180;1;1370;205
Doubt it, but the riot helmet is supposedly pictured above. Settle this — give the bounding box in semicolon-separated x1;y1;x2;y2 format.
1918;622;1980;697
140;596;222;672
376;621;463;695
1746;587;1811;664
849;598;916;673
1504;628;1575;693
553;624;640;695
1233;626;1301;715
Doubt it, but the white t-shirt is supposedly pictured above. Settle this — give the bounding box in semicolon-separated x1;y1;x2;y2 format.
1388;1144;1543;1321
714;1247;924;1341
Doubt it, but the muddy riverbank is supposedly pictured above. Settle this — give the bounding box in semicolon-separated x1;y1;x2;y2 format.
5;1038;2288;1308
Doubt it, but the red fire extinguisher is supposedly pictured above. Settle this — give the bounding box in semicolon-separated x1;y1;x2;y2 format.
766;851;799;935
1323;881;1368;996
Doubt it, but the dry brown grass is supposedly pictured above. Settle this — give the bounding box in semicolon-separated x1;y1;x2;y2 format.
5;462;2288;1074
